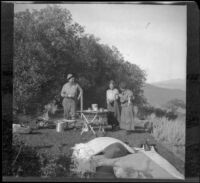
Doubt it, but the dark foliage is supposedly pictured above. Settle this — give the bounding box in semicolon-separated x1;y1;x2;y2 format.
2;117;13;176
14;5;146;115
138;105;177;120
10;135;75;177
11;135;41;176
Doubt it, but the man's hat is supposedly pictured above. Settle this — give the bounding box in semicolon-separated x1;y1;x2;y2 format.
67;73;75;81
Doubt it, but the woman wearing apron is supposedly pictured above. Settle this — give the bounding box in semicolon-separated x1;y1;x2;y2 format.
119;81;135;134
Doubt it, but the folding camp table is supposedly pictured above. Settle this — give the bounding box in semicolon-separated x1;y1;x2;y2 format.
75;94;108;135
76;110;108;135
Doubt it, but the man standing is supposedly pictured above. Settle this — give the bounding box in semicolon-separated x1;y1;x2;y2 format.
61;74;83;120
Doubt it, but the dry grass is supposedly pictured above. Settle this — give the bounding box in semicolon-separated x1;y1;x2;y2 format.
147;114;185;161
147;114;185;146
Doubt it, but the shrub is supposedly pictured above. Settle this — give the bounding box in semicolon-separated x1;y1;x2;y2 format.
12;135;75;177
14;5;146;115
165;99;186;112
138;105;177;120
39;151;73;178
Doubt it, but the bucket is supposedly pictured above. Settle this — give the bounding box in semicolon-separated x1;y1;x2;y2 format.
56;122;65;132
92;104;98;111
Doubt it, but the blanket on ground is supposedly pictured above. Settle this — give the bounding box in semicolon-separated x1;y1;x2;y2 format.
70;137;135;176
112;148;184;179
71;137;184;179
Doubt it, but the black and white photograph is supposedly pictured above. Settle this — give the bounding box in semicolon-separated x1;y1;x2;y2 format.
4;1;190;180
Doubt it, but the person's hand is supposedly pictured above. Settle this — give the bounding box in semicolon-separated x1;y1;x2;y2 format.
62;91;66;97
118;94;122;98
108;99;114;104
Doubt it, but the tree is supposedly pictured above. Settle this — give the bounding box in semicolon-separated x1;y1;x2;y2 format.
14;5;84;113
14;5;147;114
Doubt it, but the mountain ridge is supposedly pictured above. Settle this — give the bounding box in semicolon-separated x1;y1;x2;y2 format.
149;78;186;91
142;83;186;107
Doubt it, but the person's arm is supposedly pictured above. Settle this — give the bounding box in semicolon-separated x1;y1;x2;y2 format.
77;84;83;100
106;90;110;105
115;89;119;100
127;90;134;106
61;84;67;97
128;96;131;106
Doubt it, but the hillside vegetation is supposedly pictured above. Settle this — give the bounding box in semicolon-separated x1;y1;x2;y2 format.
14;5;146;115
143;84;186;107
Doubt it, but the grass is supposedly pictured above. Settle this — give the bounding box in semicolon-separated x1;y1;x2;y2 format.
147;114;185;161
13;126;185;175
10;112;185;177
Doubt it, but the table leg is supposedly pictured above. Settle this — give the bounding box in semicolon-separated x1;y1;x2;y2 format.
97;116;105;133
88;114;97;135
80;113;88;135
90;113;98;123
81;113;96;135
89;125;96;135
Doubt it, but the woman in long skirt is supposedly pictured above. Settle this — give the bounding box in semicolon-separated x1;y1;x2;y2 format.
106;80;121;130
118;81;135;133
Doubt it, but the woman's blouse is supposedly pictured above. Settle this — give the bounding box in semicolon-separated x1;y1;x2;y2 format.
120;89;134;106
106;88;119;101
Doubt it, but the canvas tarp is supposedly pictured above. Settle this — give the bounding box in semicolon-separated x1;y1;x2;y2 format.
71;137;184;179
93;147;184;179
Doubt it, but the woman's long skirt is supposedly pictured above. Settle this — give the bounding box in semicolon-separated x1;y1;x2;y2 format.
120;104;135;131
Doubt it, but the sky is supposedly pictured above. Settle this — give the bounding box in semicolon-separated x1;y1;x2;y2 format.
14;3;187;83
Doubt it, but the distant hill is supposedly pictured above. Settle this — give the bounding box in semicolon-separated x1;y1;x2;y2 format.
143;83;186;107
150;79;186;91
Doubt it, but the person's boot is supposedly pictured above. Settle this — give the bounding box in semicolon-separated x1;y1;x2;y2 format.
114;126;120;131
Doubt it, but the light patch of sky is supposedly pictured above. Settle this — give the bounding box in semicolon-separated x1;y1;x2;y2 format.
14;3;186;83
